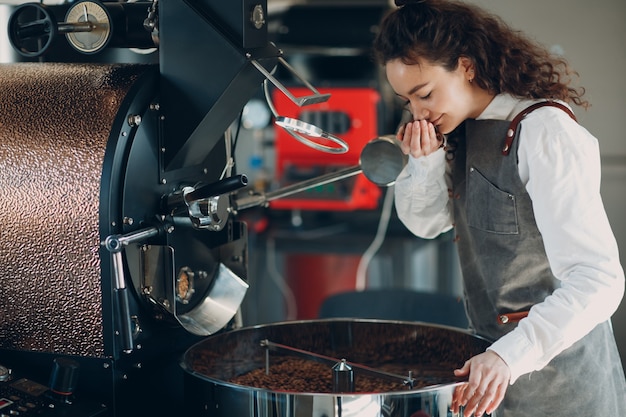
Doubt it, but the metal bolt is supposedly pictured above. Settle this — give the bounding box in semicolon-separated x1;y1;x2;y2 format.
128;114;142;127
250;4;265;29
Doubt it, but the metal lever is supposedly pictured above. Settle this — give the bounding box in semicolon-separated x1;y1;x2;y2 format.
251;56;331;107
103;227;161;354
260;339;416;389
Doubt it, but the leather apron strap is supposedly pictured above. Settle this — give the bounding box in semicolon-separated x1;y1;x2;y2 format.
497;101;577;325
502;101;577;155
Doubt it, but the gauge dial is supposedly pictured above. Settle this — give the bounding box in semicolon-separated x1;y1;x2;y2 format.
65;0;111;54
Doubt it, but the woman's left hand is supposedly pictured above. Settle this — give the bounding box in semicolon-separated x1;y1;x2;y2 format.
451;351;511;416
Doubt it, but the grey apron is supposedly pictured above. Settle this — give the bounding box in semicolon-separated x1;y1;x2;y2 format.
447;111;626;416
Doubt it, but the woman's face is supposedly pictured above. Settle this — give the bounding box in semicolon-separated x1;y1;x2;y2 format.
385;57;492;134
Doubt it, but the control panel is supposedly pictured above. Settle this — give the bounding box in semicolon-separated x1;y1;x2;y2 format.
0;363;106;417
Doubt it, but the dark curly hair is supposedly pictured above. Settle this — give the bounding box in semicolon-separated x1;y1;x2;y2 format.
373;0;589;108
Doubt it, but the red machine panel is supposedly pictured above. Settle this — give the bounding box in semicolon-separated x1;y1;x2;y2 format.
272;87;382;210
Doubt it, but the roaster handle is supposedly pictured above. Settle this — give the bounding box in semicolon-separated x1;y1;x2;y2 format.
103;226;161;354
184;174;248;203
166;174;248;211
111;251;133;354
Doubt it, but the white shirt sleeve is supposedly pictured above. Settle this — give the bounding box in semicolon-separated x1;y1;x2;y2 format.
393;147;453;239
487;108;625;383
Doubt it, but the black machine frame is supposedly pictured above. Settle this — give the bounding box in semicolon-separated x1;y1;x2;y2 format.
0;1;281;416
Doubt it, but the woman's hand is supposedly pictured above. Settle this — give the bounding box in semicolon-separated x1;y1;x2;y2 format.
451;351;511;416
397;119;443;158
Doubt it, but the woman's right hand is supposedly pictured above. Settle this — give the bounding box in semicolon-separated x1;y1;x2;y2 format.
450;351;511;416
397;119;443;159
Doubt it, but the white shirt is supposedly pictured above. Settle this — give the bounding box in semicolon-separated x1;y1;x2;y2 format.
394;94;625;383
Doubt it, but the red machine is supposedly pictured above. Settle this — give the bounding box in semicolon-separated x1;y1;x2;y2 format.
271;87;383;211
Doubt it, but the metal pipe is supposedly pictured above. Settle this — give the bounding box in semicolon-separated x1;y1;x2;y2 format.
235;165;362;210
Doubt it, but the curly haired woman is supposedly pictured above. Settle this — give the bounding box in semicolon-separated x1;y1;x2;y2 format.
373;1;626;415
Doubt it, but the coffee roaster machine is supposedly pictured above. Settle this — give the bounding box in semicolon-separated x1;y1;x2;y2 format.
0;2;494;416
0;1;334;415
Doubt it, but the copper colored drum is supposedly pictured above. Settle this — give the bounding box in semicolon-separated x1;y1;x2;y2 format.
181;319;494;417
0;63;152;357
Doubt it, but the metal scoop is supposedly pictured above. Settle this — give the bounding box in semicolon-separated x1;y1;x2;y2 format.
234;135;408;210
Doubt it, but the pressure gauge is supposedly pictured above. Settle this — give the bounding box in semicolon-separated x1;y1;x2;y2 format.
64;0;112;54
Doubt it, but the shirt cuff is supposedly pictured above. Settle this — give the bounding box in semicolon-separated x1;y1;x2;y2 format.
487;331;537;384
407;148;446;183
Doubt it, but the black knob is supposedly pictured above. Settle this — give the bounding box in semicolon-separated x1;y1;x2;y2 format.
49;357;80;397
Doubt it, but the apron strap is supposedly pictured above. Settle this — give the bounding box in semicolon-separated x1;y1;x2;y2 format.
502;101;577;155
497;311;529;324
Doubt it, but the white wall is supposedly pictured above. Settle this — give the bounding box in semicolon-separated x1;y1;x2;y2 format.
466;0;626;155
